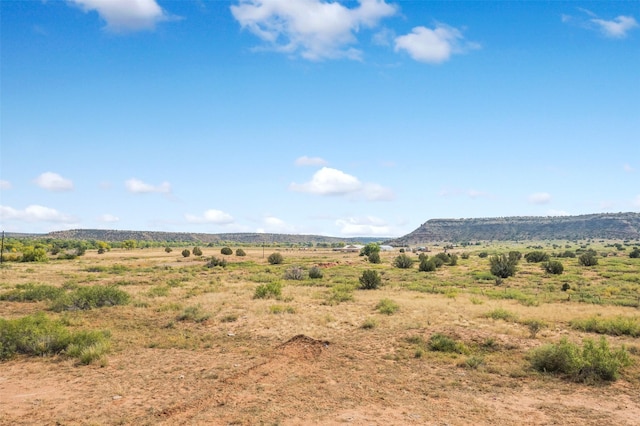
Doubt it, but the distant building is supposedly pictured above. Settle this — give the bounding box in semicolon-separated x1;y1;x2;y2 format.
379;245;394;251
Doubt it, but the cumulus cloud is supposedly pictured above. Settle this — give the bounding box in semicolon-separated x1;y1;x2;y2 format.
0;180;11;190
185;209;234;225
529;192;552;205
230;0;397;60
295;156;328;167
99;214;120;223
0;204;75;223
125;178;171;194
34;172;74;192
69;0;169;32
394;24;479;64
336;216;391;236
290;167;362;195
592;15;638;38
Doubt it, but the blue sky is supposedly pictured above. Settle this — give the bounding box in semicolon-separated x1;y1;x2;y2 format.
1;0;639;237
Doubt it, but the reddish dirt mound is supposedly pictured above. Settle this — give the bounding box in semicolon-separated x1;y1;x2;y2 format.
276;334;329;360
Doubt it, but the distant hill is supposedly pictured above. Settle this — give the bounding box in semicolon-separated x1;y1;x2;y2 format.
41;229;381;245
385;212;640;246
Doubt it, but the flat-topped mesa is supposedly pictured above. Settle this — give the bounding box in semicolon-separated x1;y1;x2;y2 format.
385;212;640;246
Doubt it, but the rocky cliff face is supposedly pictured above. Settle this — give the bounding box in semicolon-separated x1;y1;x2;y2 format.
386;212;640;245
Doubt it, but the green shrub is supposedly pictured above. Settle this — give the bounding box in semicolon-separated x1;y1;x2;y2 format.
284;266;304;280
629;248;640;259
484;308;518;322
460;252;470;259
525;251;549;263
367;251;381;264
393;254;413;269
361;318;377;329
20;247;48;262
0;283;64;302
326;284;354;305
521;319;546;338
0;313;110;364
269;304;296;314
529;337;630;382
181;249;191;258
543;260;564;275
578;252;598;266
359;270;382;290
489;254;517;278
508;251;522;262
164;246;173;253
308;266;324;279
376;298;399;315
267;252;284;265
220;247;233;256
50;285;130;312
478;251;489;258
419;258;436;272
192;246;203;256
558;250;576;258
428;333;468;354
236;248;246;257
254;281;282;299
205;256;227;268
570;316;640;337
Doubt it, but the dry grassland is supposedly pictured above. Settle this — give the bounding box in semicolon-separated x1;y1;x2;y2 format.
1;245;639;425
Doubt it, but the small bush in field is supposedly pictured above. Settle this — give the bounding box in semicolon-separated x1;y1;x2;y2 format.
428;333;468;354
205;256;227;268
267;252;284;265
236;248;246;257
478;251;489;258
192;246;203;256
489;254;517;278
181;249;191;258
579;252;598;266
0;283;64;302
176;305;210;323
543;260;564;275
284;266;304;280
367;251;381;264
308;266;324;279
525;251;549;263
254;281;282;299
164;246;173;253
220;247;233;256
50;285;130;312
393;254;413;269
419;258;436;272
376;298;399;315
359;270;382;290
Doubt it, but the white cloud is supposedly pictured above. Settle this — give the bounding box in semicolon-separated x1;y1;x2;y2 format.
290;167;362;195
295;156;328;167
34;172;74;192
185;209;234;225
125;178;171;194
99;214;120;223
362;183;395;201
529;192;552;204
336;216;391;236
592;15;638;38
0;180;11;190
70;0;169;32
394;24;479;64
0;204;75;223
230;0;397;60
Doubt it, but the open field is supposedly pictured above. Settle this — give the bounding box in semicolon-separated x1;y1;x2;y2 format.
1;242;640;425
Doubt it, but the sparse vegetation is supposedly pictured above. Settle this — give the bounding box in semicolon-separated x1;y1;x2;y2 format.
267;252;284;265
376;298;399;315
359;269;382;290
284;266;304;280
393;253;413;269
570;316;640;337
428;333;468;354
254;281;282;299
50;285;130;312
205;256;227;268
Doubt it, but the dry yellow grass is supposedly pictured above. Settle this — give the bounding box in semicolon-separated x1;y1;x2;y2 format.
1;246;639;425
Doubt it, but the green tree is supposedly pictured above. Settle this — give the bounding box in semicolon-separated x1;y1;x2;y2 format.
360;243;380;257
122;240;137;250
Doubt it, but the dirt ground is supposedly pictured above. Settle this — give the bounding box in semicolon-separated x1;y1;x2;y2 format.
1;248;639;425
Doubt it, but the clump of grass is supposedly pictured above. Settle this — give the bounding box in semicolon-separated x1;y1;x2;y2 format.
428;333;469;354
284;266;304;280
325;284;354;305
484;307;518;322
50;285;130;312
0;283;64;302
220;314;238;322
529;337;631;383
269;305;296;314
570;316;640;337
0;313;110;364
469;296;484;305
254;281;282;299
361;318;377;329
376;298;400;315
176;305;210;323
520;319;546;338
461;356;484;369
